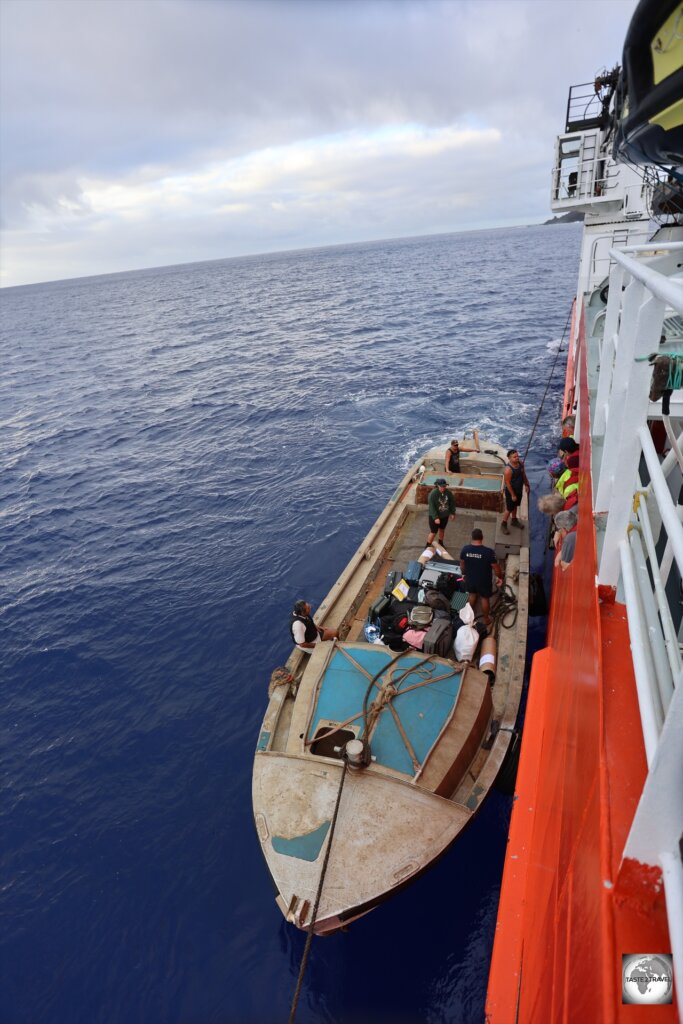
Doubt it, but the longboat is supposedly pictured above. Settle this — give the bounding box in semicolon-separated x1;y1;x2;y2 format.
252;440;529;934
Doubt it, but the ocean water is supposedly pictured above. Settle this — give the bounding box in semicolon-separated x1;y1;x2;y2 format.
1;224;581;1024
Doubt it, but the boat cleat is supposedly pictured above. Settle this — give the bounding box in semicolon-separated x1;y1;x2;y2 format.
282;894;311;928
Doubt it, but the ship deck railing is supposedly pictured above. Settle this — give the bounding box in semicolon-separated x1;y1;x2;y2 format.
587;239;683;1000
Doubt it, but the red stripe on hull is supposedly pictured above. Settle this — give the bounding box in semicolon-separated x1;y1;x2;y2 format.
486;309;675;1021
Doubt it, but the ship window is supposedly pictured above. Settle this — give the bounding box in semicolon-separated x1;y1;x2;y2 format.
310;727;356;759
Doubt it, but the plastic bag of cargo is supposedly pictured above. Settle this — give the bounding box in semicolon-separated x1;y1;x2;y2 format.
364;623;385;645
453;602;479;661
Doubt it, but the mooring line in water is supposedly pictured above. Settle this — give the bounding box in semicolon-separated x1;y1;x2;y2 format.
522;301;574;463
288;756;350;1024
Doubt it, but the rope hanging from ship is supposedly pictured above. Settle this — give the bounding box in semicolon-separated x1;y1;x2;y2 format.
288;755;349;1024
521;302;574;463
286;647;458;1015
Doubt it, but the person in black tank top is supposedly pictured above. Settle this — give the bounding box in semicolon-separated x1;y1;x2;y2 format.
446;442;461;473
444;431;480;475
501;448;530;533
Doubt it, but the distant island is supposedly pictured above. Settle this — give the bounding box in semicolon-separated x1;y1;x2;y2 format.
543;211;585;225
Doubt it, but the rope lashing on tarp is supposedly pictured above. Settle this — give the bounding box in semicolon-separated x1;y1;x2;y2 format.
306;647;460;760
521;302;574;463
288;756;349;1024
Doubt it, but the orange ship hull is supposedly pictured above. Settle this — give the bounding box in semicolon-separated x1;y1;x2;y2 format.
486;309;675;1022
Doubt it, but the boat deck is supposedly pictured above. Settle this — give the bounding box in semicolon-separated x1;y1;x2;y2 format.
346;508;496;636
344;504;523;733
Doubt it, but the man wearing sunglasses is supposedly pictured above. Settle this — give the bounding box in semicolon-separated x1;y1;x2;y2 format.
444;431;480;474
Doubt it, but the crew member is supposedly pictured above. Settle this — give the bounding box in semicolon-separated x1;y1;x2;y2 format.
427;478;456;546
460;528;503;628
556;438;579;505
501;449;530;533
445;431;480;474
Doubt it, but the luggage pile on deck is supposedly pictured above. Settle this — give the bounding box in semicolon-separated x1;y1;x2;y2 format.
364;544;487;660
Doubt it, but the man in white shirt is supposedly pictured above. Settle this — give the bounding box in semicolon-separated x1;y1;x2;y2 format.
290;600;339;651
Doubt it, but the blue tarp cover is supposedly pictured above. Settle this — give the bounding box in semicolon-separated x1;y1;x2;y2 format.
308;647;462;777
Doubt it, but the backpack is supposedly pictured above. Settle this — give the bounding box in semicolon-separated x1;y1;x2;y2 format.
379;614;409;651
436;573;459;599
409;605;433;629
424;590;452;614
423;618;454;658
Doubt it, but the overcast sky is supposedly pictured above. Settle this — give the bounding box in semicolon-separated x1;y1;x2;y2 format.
0;0;636;288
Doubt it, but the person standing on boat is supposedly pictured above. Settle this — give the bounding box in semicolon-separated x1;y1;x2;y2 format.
290;600;339;652
501;449;530;534
427;478;456;546
444;431;480;474
460;529;503;627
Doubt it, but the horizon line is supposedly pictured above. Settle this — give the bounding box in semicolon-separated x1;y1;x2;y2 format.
1;215;577;291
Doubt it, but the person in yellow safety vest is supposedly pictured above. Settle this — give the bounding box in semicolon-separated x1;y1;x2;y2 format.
556;461;579;497
556;438;579;500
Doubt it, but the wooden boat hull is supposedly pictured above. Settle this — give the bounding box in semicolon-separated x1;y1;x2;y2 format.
253;441;529;933
254;752;472;933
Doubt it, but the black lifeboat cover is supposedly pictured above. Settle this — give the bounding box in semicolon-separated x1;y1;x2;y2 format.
613;0;683;165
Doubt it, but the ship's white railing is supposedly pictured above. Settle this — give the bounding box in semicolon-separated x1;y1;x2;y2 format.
550;129;616;207
587;214;656;279
590;241;683;1004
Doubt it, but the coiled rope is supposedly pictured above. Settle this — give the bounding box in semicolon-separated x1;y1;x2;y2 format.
288;756;349;1024
491;583;519;630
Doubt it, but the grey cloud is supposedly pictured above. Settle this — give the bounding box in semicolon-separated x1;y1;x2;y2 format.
2;0;634;171
1;0;637;283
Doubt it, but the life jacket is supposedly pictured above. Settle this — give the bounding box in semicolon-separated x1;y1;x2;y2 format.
556;467;579;498
290;614;318;645
556;452;579;497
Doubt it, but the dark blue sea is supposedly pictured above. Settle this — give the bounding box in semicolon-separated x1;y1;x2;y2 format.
1;224;581;1024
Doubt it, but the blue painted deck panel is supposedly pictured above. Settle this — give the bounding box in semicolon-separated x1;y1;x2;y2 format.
423;473;501;491
308;648;462;776
271;820;331;861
